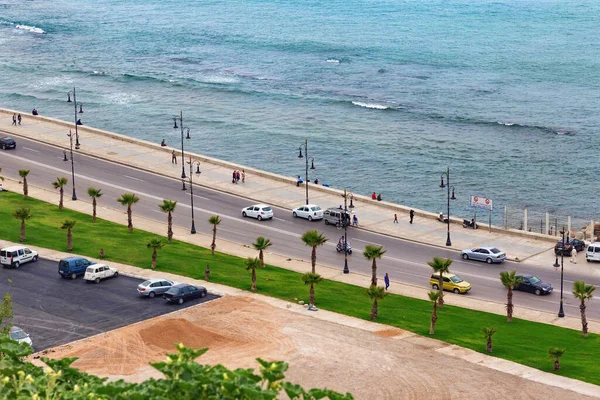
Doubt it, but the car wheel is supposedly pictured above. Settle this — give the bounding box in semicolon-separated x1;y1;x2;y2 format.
71;273;77;280
257;215;263;221
308;216;313;221
453;288;460;294
242;211;247;217
324;219;329;225
148;291;155;298
178;298;184;305
200;291;206;298
462;253;469;260
33;255;38;262
94;277;100;284
486;258;493;264
293;212;297;218
587;259;591;262
14;261;19;269
535;289;541;296
432;284;439;290
348;249;352;255
0;144;4;150
114;272;118;277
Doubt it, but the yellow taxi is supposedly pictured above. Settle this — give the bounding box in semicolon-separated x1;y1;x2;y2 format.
429;273;471;294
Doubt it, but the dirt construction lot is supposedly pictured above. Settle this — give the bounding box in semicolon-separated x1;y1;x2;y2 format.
37;296;591;400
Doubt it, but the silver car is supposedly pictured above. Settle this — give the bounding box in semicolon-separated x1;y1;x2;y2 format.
137;278;175;298
461;246;506;264
10;326;32;347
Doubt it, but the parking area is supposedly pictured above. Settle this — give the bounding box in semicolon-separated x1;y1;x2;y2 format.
0;258;218;351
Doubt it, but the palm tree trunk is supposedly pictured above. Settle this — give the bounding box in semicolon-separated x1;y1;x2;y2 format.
430;302;438;334
251;268;256;291
19;221;25;242
167;212;173;242
309;284;315;306
311;247;316;273
506;288;514;322
151;249;157;269
486;338;493;353
67;229;72;251
438;275;444;307
59;187;64;211
23;178;28;199
259;250;264;268
127;205;133;232
371;260;377;286
580;301;588;337
554;360;560;371
92;197;97;222
211;225;217;255
370;299;378;320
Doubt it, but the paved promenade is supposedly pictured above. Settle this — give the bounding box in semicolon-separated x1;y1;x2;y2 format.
0;108;556;261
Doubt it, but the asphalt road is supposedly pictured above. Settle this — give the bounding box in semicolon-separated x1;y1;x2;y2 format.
1;135;599;320
0;258;218;351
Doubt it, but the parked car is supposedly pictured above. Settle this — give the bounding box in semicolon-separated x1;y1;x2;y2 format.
0;246;38;268
292;204;323;221
163;283;207;304
9;326;32;347
429;273;471;294
138;278;175;298
241;204;274;220
58;256;95;279
83;264;118;283
515;274;553;296
0;137;16;150
461;246;506;264
586;242;600;262
554;238;586;256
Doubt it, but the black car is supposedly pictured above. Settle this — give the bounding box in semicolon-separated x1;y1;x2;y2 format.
0;137;16;150
554;238;586;256
163;283;207;304
515;274;553;296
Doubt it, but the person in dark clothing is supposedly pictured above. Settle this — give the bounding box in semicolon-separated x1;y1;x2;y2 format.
233;170;237;184
160;139;166;147
171;150;177;164
409;209;414;224
12;114;16;125
377;193;382;201
32;108;38;116
384;273;390;290
314;178;319;185
393;213;398;223
17;114;22;125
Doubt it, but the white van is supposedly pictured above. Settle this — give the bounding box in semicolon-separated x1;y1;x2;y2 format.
84;264;118;283
586;242;600;262
0;246;39;268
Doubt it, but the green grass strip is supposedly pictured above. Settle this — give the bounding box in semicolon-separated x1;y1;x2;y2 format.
1;191;598;385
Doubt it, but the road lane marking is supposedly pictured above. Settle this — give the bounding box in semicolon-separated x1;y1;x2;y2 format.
273;217;287;222
186;193;211;201
23;147;40;153
354;238;383;246
123;175;145;182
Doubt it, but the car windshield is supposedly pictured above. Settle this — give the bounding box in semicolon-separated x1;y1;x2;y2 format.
262;207;272;211
529;276;541;284
490;248;501;254
86;267;95;273
449;276;463;284
166;287;180;294
10;330;28;340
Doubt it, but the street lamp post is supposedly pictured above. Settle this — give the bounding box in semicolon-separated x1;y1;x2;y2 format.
66;87;84;200
439;167;456;246
341;188;351;274
187;157;201;235
172;111;190;190
297;138;315;205
553;227;567;318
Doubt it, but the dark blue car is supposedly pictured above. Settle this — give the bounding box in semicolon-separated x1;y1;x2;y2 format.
58;256;95;279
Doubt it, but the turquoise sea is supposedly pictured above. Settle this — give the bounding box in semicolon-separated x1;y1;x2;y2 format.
1;0;599;221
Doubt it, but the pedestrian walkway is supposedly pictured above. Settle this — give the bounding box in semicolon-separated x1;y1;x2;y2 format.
0;108;555;261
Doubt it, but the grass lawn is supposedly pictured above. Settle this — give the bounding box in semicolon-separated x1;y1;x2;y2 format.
1;191;599;385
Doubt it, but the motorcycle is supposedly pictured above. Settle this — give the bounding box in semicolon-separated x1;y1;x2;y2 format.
463;219;477;229
336;242;352;255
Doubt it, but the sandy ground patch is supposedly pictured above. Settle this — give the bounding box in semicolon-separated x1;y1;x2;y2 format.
34;296;592;399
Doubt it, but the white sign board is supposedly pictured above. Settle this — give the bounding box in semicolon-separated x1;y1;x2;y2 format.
470;195;493;211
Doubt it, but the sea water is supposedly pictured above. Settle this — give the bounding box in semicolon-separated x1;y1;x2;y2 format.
1;0;599;222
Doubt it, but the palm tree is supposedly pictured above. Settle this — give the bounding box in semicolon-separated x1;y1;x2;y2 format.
116;193;140;232
12;208;31;242
252;236;272;268
18;170;30;199
548;347;566;372
301;272;324;307
52;177;68;211
428;291;441;335
427;257;453;307
500;270;523;322
147;239;164;269
301;230;328;274
245;257;261;292
158;199;177;242
481;327;497;353
366;285;386;320
572;281;595;337
60;220;77;251
209;215;221;255
363;245;387;286
87;188;103;223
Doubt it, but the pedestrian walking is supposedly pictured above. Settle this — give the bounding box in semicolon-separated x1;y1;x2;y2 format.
242;169;246;183
409;209;414;224
171;150;177;164
232;170;237;184
384;273;390;290
12;114;16;125
63;150;68;162
236;170;241;183
570;247;578;264
17;114;22;125
353;215;358;226
393;213;398;223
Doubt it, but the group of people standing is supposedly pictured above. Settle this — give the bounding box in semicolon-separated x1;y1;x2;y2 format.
232;170;245;184
11;113;22;125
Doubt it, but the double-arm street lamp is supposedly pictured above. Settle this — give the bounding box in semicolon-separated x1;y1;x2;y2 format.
341;189;352;274
66;87;84;200
439;167;456;246
187;157;201;235
172;111;191;190
553;227;568;318
297;138;315;205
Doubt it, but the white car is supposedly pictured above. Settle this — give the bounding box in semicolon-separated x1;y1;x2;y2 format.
241;204;274;221
0;246;39;268
10;326;32;348
84;264;118;283
292;204;323;221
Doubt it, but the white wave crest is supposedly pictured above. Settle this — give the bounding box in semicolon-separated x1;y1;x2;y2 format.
352;101;389;110
327;59;340;63
15;24;45;34
200;75;238;84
